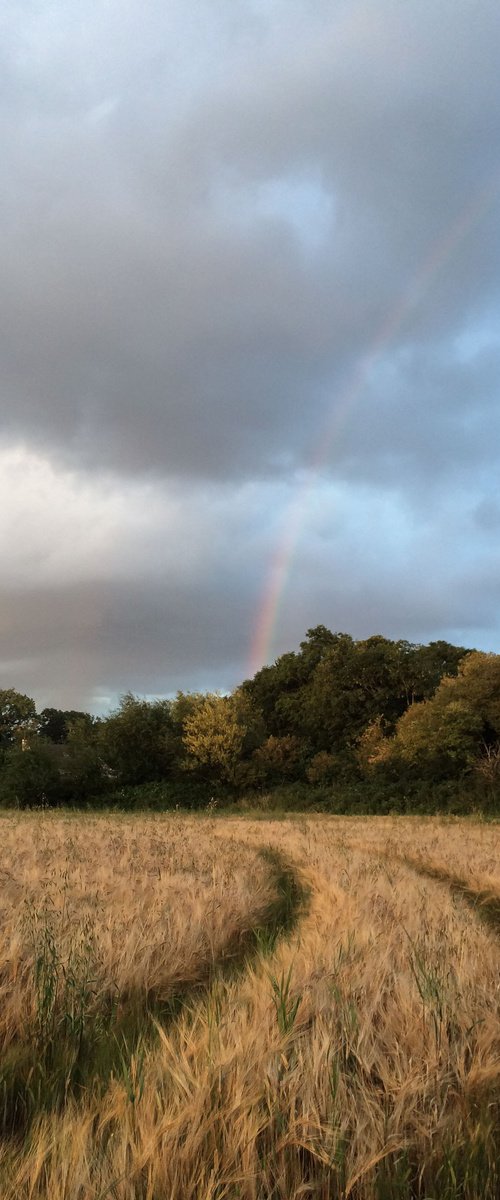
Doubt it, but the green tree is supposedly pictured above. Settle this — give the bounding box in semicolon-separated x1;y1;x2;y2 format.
301;634;471;756
401;640;469;705
242;653;306;736
169;692;206;760
55;719;106;802
38;707;95;744
0;743;62;808
243;626;342;738
99;693;175;785
0;689;38;747
300;634;399;750
242;629;471;784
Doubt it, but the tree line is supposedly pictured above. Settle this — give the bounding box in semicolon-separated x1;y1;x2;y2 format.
1;627;500;811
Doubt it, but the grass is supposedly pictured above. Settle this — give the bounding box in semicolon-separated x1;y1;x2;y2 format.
0;812;499;1196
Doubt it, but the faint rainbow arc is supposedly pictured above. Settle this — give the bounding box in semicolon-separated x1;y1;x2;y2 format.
248;176;500;676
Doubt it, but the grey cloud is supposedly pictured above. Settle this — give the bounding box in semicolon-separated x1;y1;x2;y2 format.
474;499;500;532
1;466;499;710
0;0;499;491
0;571;257;711
329;338;500;497
269;512;500;669
1;0;500;705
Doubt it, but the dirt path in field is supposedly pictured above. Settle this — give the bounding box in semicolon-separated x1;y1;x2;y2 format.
221;818;500;963
334;829;500;937
0;840;308;1143
389;853;500;935
146;843;308;1009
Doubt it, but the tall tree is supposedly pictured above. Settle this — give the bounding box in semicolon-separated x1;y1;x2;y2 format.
0;689;38;746
99;693;175;785
39;708;95;744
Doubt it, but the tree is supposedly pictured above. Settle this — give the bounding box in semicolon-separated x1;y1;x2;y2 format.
441;651;500;737
391;698;483;778
300;634;399;750
242;653;306;736
356;718;392;774
99;693;175;785
299;625;340;669
55;719;107;802
38;708;94;744
182;691;262;784
305;751;338;784
0;689;38;747
242;627;344;739
169;692;206;760
401;640;469;705
253;735;301;783
386;652;500;780
0;743;62;808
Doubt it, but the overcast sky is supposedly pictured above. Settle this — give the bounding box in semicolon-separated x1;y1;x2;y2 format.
1;0;500;712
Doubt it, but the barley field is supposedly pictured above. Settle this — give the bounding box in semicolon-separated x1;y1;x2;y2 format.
0;812;499;1199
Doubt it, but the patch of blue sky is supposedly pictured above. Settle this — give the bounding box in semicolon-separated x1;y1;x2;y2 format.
211;170;335;255
453;317;500;364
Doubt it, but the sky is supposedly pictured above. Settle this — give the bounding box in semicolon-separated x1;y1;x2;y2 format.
1;0;500;713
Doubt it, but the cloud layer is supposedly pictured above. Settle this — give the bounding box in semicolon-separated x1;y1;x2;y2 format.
1;0;500;708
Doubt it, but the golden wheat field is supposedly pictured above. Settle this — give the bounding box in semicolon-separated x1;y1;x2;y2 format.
0;812;499;1199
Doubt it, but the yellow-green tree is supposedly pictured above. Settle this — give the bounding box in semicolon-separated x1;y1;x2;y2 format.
182;691;261;783
356;717;392;774
306;750;337;784
393;698;482;773
386;652;500;779
253;734;300;782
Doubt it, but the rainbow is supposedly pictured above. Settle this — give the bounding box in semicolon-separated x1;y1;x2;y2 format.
248;175;500;676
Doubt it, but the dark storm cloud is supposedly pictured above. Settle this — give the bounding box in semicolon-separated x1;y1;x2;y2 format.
1;0;499;488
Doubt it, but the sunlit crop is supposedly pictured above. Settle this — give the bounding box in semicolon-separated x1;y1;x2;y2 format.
0;811;499;1198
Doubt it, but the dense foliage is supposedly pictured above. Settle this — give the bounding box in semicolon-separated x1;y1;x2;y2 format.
1;628;500;811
